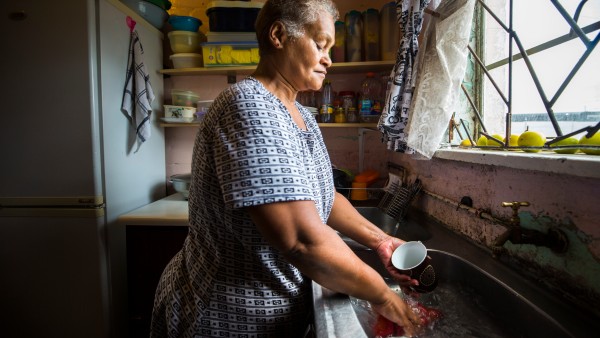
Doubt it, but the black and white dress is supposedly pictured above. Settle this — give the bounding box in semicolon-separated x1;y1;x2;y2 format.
151;77;335;338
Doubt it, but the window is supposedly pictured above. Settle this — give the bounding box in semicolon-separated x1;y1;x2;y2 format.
471;0;599;143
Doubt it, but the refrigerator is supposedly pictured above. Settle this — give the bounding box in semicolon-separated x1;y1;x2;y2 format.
0;1;166;337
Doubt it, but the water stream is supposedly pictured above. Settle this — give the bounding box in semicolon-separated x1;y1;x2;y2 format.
351;278;517;338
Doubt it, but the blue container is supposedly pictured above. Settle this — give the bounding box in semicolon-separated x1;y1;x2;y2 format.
168;15;202;32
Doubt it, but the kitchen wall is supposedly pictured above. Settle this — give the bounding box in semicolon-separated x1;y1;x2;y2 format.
390;150;600;315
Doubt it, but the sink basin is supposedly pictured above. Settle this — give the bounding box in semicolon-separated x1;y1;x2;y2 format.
314;208;599;337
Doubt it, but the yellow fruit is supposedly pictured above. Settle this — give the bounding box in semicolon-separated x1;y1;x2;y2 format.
460;139;472;147
476;135;488;147
487;134;504;147
550;137;579;154
579;132;600;155
504;134;520;147
518;131;546;152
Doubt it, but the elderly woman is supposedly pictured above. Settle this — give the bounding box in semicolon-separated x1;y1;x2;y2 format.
150;0;420;337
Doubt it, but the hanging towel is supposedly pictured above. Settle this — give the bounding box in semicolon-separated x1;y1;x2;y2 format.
121;30;155;149
378;0;431;153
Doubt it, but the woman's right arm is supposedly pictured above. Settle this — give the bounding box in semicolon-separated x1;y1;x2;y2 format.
246;200;419;336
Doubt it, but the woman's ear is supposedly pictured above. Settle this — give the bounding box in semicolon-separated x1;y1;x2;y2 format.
269;21;287;49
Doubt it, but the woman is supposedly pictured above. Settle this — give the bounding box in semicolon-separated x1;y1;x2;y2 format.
151;0;420;336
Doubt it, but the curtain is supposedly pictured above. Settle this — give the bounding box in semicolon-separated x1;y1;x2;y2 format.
378;0;432;154
379;0;476;159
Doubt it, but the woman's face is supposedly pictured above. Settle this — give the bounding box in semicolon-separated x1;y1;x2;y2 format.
280;13;335;92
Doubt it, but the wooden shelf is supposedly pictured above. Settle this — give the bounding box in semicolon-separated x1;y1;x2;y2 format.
160;122;377;128
159;60;395;76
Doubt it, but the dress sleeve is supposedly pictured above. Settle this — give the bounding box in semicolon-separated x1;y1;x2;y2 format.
212;87;316;209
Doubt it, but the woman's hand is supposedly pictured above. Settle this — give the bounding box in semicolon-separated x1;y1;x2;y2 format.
371;289;420;337
375;236;419;289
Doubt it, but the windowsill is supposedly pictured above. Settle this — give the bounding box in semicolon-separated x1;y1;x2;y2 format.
433;148;600;179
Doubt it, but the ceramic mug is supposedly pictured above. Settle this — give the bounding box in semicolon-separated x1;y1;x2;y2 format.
391;241;438;293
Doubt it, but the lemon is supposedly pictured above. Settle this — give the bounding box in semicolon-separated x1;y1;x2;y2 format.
579;132;600;155
550;137;579;154
504;134;520;147
487;134;504;147
518;131;546;152
460;139;472;147
476;135;488;147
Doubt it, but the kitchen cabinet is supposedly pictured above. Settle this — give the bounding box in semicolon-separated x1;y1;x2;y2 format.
119;193;190;338
126;225;188;338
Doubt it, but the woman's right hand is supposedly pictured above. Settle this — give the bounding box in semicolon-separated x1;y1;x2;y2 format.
370;289;420;337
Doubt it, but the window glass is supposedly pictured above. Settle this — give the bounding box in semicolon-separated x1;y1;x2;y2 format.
482;0;599;138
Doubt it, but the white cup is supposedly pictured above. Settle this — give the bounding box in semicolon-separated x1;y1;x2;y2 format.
391;241;438;292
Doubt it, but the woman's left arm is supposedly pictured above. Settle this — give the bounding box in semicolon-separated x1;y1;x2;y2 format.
327;192;418;286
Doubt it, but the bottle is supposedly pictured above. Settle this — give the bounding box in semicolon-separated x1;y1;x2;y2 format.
380;2;400;61
362;8;380;61
345;10;363;62
320;80;334;123
358;72;383;123
332;21;346;63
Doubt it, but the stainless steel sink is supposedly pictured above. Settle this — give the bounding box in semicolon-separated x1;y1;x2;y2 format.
314;207;599;337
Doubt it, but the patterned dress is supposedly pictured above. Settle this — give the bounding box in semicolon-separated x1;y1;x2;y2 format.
151;77;335;338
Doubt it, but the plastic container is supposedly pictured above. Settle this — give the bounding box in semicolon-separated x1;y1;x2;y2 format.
358;72;384;123
206;1;264;32
332;21;346;63
164;105;196;121
168;15;202;32
170;53;202;68
122;0;168;29
171;89;199;107
345;10;363;62
380;2;400;61
201;42;260;66
362;8;380;61
168;31;200;53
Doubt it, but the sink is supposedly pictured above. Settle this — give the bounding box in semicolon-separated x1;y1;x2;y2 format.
313;207;599;337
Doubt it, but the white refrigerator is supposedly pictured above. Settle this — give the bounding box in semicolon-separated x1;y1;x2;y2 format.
0;1;166;337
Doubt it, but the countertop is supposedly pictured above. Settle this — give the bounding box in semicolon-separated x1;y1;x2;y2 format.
118;193;189;226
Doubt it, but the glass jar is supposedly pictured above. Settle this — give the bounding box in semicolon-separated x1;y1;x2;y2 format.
346;107;358;123
334;107;347;123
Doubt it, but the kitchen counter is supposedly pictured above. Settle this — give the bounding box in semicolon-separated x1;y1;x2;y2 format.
118;193;189;226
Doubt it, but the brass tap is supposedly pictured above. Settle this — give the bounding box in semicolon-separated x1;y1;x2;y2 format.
492;201;568;257
502;201;530;243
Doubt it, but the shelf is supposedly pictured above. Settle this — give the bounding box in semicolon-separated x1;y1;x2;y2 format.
159;60;395;76
160;122;378;128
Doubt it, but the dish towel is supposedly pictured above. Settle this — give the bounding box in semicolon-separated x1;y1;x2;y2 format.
378;0;431;154
121;30;155;150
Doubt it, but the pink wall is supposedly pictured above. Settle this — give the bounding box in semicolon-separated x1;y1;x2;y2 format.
390;151;600;312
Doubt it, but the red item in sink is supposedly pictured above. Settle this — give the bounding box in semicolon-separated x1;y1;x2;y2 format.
373;303;442;337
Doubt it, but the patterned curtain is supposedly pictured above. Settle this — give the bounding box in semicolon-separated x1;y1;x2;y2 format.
378;0;432;153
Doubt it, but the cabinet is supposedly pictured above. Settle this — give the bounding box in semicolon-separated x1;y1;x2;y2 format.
127;225;188;338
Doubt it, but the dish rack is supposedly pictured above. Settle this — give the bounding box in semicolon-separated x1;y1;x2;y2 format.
378;163;423;221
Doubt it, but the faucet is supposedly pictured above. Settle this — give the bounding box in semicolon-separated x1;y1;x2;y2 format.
491;201;569;257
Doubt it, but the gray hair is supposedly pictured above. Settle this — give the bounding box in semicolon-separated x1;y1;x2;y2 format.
255;0;339;56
